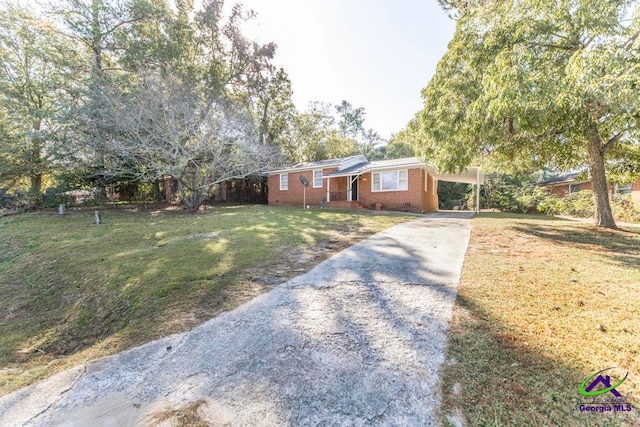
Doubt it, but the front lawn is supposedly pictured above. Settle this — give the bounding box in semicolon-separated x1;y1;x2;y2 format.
0;205;412;395
442;213;640;426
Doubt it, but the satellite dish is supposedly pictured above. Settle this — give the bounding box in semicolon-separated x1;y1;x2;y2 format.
300;175;310;187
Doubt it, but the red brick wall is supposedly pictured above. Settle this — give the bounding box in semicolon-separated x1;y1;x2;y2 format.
268;167;427;212
268;167;338;207
548;185;569;197
357;168;424;212
632;179;640;205
547;182;593;197
580;182;593;192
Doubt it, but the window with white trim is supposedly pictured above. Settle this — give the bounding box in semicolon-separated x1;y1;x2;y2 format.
313;170;323;188
372;170;408;191
280;173;288;190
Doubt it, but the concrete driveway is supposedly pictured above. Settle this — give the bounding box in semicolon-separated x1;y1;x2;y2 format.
0;213;473;426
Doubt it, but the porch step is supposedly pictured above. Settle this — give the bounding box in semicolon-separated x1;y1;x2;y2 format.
327;201;368;210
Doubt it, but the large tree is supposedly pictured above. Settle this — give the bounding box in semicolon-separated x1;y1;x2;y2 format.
254;67;296;147
335;100;365;140
61;0;281;205
0;6;83;204
51;0;158;73
92;73;275;212
416;0;640;228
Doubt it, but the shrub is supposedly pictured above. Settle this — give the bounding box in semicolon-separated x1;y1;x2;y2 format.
480;173;560;214
560;190;594;218
42;188;75;208
0;188;28;210
515;186;560;214
611;194;640;223
467;172;639;223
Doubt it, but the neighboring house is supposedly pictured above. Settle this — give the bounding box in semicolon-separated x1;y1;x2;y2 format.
537;173;640;205
267;155;484;213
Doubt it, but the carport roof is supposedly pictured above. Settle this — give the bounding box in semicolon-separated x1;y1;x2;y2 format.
434;167;485;185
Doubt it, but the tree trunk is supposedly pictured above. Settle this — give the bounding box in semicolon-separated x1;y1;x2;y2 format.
29;119;43;207
91;0;102;72
260;175;267;203
586;130;616;229
30;173;42;206
259;98;270;145
183;190;205;212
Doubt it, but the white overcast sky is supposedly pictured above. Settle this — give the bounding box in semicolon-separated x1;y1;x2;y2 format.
235;0;456;139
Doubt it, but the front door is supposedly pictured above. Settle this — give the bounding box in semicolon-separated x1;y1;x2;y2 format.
350;176;358;201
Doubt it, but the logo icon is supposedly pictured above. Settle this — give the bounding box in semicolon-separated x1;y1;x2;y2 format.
580;367;628;397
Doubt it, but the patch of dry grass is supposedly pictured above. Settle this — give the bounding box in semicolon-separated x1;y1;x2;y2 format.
150;400;210;426
0;205;411;396
442;213;640;426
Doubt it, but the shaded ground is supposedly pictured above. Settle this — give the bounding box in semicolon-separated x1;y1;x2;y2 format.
0;213;472;426
441;213;640;427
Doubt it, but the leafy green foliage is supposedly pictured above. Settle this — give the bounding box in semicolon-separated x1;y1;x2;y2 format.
0;188;26;210
0;0;393;209
478;172;639;223
335;100;365;139
414;0;640;228
438;181;470;210
612;194;640;223
0;6;83;205
477;172;572;215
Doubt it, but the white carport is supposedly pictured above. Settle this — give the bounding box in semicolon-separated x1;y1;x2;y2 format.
429;166;485;213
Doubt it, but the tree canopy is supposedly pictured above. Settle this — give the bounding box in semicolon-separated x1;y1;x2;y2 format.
411;0;640;228
0;0;396;210
0;6;83;203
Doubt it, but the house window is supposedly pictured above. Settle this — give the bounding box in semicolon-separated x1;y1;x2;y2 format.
280;173;288;190
616;183;632;195
569;183;582;193
372;170;408;192
313;170;323;188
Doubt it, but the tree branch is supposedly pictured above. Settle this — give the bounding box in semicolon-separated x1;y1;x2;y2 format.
102;16;149;38
602;131;624;154
625;30;640;49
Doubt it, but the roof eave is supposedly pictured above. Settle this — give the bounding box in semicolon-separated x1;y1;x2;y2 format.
267;163;341;175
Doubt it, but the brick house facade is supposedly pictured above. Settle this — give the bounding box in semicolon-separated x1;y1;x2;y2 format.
632;180;640;205
267;156;483;213
538;173;640;205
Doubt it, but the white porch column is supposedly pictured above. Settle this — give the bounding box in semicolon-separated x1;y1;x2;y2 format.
326;178;330;202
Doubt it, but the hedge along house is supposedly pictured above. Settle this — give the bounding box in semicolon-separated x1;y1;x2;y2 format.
267;155;485;213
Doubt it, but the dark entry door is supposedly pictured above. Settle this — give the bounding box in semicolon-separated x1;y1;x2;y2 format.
351;176;358;201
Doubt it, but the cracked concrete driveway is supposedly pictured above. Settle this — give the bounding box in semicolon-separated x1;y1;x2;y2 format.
0;212;473;426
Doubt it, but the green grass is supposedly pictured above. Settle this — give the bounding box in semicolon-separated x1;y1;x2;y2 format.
0;205;412;395
442;213;640;426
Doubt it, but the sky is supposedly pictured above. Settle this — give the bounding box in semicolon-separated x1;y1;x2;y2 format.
235;0;456;140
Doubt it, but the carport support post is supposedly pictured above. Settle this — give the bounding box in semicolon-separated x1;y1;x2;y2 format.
476;168;480;213
326;179;330;203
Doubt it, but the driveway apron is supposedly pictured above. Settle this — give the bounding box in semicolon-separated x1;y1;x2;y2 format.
0;212;473;426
